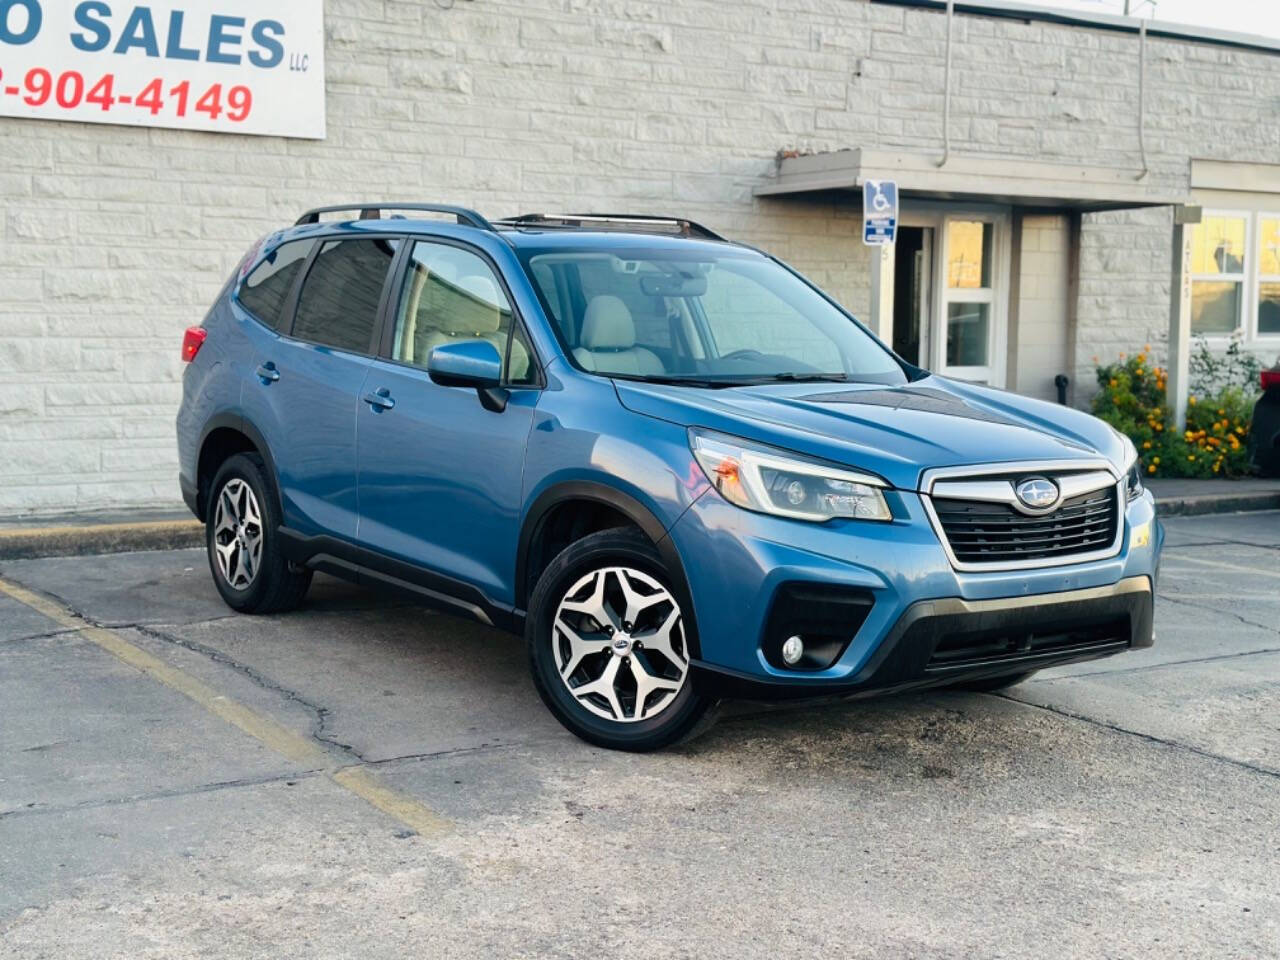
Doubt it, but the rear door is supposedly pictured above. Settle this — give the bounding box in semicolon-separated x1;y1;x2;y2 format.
242;235;400;540
355;237;541;606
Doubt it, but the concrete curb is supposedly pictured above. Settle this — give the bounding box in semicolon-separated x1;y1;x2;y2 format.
0;519;204;561
1153;493;1280;518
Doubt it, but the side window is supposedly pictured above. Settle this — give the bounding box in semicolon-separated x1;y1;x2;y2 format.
292;238;399;354
391;241;535;384
237;239;312;330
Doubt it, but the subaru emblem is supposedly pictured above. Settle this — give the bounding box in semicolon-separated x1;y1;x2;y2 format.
1015;477;1060;511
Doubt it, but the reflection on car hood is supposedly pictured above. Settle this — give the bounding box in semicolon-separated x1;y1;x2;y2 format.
614;375;1126;491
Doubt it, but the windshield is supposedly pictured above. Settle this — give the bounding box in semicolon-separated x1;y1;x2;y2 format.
518;246;907;386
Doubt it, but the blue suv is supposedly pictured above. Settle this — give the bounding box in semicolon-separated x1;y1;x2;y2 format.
177;204;1162;751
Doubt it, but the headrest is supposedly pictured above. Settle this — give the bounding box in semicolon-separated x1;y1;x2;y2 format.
581;295;636;350
456;274;503;334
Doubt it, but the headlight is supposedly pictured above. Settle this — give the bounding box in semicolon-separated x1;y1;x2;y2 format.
1125;462;1145;502
1115;432;1144;502
689;430;892;522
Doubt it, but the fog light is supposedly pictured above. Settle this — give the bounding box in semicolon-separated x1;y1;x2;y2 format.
781;635;805;666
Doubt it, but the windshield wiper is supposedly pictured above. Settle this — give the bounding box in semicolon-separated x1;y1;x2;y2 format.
748;372;852;384
610;374;750;389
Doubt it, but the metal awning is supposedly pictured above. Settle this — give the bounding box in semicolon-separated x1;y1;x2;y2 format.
755;148;1190;212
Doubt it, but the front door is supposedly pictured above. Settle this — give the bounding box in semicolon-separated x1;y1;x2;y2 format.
356;238;540;606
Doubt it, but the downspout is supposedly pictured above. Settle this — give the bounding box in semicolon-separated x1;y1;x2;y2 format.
1135;18;1148;180
936;0;955;167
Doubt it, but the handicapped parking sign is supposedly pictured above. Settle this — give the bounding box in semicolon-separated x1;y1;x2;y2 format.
863;179;898;246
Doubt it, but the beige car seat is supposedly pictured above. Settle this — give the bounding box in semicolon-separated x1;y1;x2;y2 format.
572;295;663;376
406;270;529;381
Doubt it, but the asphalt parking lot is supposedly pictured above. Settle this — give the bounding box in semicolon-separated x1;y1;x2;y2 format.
2;512;1278;959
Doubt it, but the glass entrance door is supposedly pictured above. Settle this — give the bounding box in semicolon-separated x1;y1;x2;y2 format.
940;217;999;383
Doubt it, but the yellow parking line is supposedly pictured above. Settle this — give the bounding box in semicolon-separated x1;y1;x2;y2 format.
0;575;450;837
1164;553;1280;580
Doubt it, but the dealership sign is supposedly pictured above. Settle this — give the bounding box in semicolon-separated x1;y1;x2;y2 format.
0;1;325;138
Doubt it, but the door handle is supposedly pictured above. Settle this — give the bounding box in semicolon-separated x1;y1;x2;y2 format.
362;387;395;412
256;362;280;383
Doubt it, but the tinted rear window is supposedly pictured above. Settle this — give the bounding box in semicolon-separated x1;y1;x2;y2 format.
238;239;312;330
292;238;399;354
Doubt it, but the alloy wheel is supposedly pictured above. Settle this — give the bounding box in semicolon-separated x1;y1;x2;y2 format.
552;566;689;723
212;478;264;591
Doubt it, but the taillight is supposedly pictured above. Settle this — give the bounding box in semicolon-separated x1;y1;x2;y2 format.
1262;369;1280;391
182;326;208;363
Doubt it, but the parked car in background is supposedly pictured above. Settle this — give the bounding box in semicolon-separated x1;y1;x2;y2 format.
1251;361;1280;477
176;204;1163;751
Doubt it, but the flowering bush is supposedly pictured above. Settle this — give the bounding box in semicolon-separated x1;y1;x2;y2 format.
1091;342;1256;479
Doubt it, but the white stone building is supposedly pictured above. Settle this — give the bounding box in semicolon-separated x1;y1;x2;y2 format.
1;0;1277;516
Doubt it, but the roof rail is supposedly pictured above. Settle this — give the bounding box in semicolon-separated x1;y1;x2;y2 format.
493;213;728;242
295;203;495;231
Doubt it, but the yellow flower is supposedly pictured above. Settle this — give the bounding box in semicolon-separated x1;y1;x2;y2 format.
1142;441;1152;450
1152;456;1160;465
1147;464;1156;474
1189;395;1196;405
1188;455;1196;461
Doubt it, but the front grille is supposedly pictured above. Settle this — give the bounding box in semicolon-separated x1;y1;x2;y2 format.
934;486;1119;564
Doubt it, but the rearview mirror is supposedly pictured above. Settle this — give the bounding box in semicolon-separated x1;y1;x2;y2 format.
639;273;707;297
427;340;508;411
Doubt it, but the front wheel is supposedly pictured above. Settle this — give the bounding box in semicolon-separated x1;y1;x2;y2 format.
526;528;715;751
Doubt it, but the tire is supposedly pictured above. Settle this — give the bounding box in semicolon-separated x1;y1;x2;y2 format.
526;528;715;751
206;453;312;614
946;670;1037;693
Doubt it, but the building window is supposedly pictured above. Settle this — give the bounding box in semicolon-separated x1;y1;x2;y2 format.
1258;216;1280;336
1190;214;1247;336
944;220;995;372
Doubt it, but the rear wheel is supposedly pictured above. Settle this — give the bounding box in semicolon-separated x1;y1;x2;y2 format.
206;453;312;614
527;528;715;751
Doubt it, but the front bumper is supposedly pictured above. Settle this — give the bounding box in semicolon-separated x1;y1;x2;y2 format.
690;575;1152;700
667;482;1162;698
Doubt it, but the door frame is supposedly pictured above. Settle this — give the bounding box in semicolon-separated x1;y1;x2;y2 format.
898;201;1012;387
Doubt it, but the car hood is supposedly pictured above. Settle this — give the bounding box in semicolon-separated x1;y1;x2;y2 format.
614;375;1126;491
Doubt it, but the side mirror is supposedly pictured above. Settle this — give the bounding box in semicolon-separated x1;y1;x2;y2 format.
427;340;507;411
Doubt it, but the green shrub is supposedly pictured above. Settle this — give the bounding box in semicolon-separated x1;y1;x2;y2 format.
1091;340;1257;479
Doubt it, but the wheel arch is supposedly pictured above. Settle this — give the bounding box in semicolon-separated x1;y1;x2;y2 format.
195;414;282;523
516;482;700;658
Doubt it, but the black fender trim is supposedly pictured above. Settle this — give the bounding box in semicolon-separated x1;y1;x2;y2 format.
277;528;523;634
515;482;700;658
194;412;282;523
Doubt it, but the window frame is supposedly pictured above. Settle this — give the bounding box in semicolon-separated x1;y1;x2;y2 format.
1255;211;1280;341
280;233;406;358
375;235;544;390
1189;208;1251;342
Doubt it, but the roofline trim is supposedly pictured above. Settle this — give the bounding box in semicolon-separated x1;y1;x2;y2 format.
872;0;1280;55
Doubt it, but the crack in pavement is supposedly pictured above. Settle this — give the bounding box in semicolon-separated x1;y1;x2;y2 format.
0;769;325;821
1;627;80;645
1000;693;1280;782
0;573;373;765
1033;644;1280;681
131;623;368;763
1157;592;1278;633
